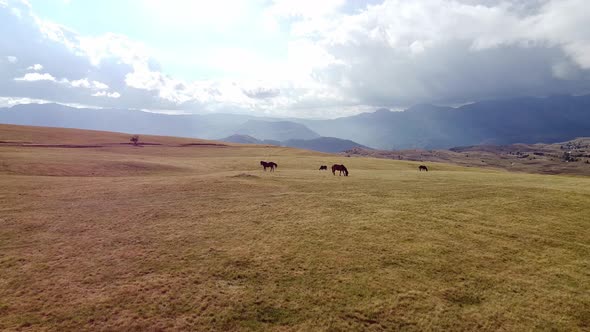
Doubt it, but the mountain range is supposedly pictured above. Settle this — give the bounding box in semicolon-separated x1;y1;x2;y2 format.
220;134;370;153
295;94;590;149
1;94;590;150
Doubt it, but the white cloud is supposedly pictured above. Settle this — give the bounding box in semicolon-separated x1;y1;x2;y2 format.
14;72;56;81
92;91;120;98
27;63;43;71
6;55;18;63
68;78;109;90
0;96;51;107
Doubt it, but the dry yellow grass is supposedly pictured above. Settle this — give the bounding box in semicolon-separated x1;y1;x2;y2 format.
1;124;589;331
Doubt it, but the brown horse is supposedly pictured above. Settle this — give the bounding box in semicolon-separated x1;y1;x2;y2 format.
332;164;349;176
260;161;278;172
319;165;328;170
418;165;428;172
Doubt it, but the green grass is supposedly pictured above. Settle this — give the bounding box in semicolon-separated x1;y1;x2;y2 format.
0;125;589;331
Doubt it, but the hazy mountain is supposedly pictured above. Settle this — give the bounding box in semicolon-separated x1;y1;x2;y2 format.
298;95;590;149
233;120;320;141
220;134;281;146
0;103;254;139
282;137;370;153
2;94;590;150
220;134;367;153
220;134;264;144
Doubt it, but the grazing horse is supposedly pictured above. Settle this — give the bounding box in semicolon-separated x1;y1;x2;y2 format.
332;164;349;176
260;161;278;172
319;165;328;170
418;165;428;172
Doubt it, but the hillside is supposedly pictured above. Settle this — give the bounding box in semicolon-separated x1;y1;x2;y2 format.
344;137;590;176
1;124;588;331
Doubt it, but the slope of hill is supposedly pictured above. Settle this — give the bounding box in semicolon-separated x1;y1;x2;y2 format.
345;137;590;175
1;124;589;331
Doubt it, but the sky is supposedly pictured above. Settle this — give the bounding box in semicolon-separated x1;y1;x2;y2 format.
1;0;589;118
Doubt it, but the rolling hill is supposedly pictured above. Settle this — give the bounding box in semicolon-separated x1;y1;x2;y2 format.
344;137;590;176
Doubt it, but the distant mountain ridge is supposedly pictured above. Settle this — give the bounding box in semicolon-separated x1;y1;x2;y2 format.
234;119;320;141
297;94;590;149
0;103;316;142
219;134;368;153
2;94;590;150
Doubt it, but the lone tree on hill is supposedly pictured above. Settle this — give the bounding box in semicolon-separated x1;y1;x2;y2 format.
130;135;140;146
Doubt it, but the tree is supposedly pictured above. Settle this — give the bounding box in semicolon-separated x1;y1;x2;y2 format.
130;135;139;146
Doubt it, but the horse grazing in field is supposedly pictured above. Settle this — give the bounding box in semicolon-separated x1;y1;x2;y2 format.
319;165;328;170
332;164;349;176
418;165;428;172
260;161;278;172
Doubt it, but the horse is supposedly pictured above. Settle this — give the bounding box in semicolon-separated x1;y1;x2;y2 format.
332;164;349;176
260;161;278;172
418;165;428;172
319;165;328;170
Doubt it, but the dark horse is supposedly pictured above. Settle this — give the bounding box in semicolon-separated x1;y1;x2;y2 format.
419;165;428;172
260;161;278;172
332;164;349;176
319;165;328;170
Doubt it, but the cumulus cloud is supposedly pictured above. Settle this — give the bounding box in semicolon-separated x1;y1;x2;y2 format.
1;0;590;117
15;72;55;81
92;91;121;98
27;63;43;71
68;78;109;90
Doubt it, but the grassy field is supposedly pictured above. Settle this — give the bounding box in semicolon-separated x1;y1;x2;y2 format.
1;124;589;331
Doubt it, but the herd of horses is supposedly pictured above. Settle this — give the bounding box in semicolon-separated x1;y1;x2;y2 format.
261;161;429;175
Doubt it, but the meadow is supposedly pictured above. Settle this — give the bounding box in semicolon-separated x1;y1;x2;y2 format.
0;124;589;331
